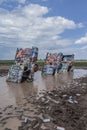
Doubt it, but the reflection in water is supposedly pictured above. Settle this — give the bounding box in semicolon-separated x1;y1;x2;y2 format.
74;69;87;78
6;80;38;107
0;77;16;107
0;69;87;108
41;71;74;91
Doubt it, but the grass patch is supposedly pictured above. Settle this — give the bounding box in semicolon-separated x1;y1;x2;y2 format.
0;60;13;66
74;60;87;67
0;60;87;68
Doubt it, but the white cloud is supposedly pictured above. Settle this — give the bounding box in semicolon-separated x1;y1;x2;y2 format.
0;0;26;4
22;4;49;17
18;0;26;4
77;23;84;28
0;3;84;59
81;45;87;50
39;46;87;59
75;33;87;44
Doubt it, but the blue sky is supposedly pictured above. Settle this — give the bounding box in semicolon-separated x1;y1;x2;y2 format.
0;0;87;60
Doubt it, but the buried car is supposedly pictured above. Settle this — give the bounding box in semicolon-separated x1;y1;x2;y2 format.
62;54;74;72
6;47;38;83
42;53;74;75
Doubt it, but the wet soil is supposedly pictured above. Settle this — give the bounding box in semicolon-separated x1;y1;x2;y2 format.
0;66;10;77
0;66;87;130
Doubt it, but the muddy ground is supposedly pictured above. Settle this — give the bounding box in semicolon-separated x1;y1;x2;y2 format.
0;66;87;130
0;66;10;77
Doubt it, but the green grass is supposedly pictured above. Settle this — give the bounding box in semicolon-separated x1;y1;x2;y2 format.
37;60;87;68
74;60;87;67
36;60;45;66
0;60;87;68
0;60;13;66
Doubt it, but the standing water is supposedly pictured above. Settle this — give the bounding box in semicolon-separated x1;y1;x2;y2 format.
0;69;87;108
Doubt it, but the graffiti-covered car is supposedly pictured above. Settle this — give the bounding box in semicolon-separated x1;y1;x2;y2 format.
62;54;74;72
6;47;38;83
42;52;63;75
42;53;74;75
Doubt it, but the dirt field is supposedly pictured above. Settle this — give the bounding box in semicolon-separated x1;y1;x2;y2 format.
0;66;87;130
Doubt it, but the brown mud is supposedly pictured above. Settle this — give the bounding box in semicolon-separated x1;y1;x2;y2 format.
0;66;10;77
0;67;87;130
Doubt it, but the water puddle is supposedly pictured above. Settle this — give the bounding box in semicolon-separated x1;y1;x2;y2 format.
0;69;87;108
73;69;87;78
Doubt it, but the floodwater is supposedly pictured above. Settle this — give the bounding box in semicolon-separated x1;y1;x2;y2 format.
0;69;87;108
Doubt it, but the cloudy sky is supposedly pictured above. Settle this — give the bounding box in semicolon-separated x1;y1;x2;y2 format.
0;0;87;60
